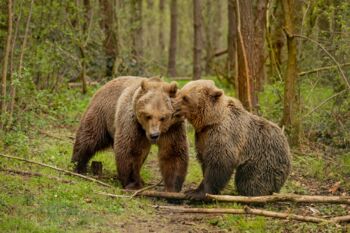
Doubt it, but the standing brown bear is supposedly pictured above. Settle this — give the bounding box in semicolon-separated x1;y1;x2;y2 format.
72;76;189;192
175;80;291;198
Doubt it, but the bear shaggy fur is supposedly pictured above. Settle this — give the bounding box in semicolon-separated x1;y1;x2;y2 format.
72;76;189;192
175;80;291;198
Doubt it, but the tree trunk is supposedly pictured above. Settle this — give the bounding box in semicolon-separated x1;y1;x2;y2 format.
281;0;300;146
227;0;237;85
253;0;268;91
193;0;202;80
235;0;255;112
131;0;143;63
1;0;13;123
8;0;34;128
158;0;165;58
100;0;119;77
167;0;177;77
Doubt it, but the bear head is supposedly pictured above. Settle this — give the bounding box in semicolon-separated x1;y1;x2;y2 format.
174;80;224;130
134;77;179;143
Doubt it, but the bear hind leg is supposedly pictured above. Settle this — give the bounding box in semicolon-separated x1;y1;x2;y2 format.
72;123;112;173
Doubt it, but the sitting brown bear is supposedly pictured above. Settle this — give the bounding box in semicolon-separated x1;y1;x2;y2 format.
72;76;189;191
175;80;291;198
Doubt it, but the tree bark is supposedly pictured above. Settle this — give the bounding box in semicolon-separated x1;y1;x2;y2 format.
227;0;237;85
158;0;165;57
167;0;177;77
100;0;119;77
131;0;143;63
235;0;254;112
193;0;202;80
1;0;13;124
281;0;300;146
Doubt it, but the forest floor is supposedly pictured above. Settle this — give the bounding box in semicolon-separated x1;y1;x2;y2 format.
1;86;350;233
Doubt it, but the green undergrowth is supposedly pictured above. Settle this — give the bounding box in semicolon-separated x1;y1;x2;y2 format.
0;77;349;232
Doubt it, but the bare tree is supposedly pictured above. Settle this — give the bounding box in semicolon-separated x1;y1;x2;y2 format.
1;0;13;125
227;0;237;85
130;0;143;63
100;0;119;77
281;0;300;146
8;0;34;127
193;0;202;80
158;0;165;57
167;0;178;77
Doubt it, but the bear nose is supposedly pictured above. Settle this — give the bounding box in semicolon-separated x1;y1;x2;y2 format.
150;133;160;140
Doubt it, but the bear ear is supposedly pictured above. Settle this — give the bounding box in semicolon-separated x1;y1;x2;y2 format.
141;80;148;91
207;87;223;100
148;76;162;82
165;81;178;97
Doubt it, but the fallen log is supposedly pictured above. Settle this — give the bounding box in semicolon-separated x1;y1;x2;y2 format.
97;189;350;205
154;205;350;224
206;193;350;205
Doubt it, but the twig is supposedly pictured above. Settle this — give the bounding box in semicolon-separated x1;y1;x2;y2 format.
0;167;75;184
38;130;74;141
303;90;347;117
206;193;350;205
96;191;130;199
154;205;348;224
299;62;350;76
293;34;350;90
0;153;113;188
130;179;163;199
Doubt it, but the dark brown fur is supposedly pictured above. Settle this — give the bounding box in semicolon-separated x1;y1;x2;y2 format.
175;80;291;198
72;76;188;192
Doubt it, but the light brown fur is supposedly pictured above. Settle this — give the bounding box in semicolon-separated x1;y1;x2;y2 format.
175;80;291;198
72;76;188;191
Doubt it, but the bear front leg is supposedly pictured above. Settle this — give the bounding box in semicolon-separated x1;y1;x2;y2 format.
114;125;151;190
185;146;237;200
157;123;189;192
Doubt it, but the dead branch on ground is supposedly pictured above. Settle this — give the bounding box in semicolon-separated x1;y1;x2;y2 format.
206;193;350;205
95;189;350;205
130;179;163;199
0;153;112;188
154;205;350;224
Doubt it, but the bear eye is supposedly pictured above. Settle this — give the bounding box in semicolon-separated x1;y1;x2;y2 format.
160;116;165;122
145;115;152;120
182;96;189;103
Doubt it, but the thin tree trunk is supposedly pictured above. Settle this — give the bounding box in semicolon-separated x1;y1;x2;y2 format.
1;0;13;126
167;0;177;77
227;0;237;85
8;0;34;128
131;0;143;63
158;0;165;57
100;0;119;77
254;0;268;91
193;0;202;80
235;0;254;112
281;0;300;146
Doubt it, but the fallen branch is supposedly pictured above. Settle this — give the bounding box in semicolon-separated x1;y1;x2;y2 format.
94;189;350;205
0;167;75;184
0;153;112;188
154;205;349;224
130;179;163;199
207;193;350;205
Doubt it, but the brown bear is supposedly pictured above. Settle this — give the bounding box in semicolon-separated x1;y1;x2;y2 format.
174;80;291;198
72;76;189;192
